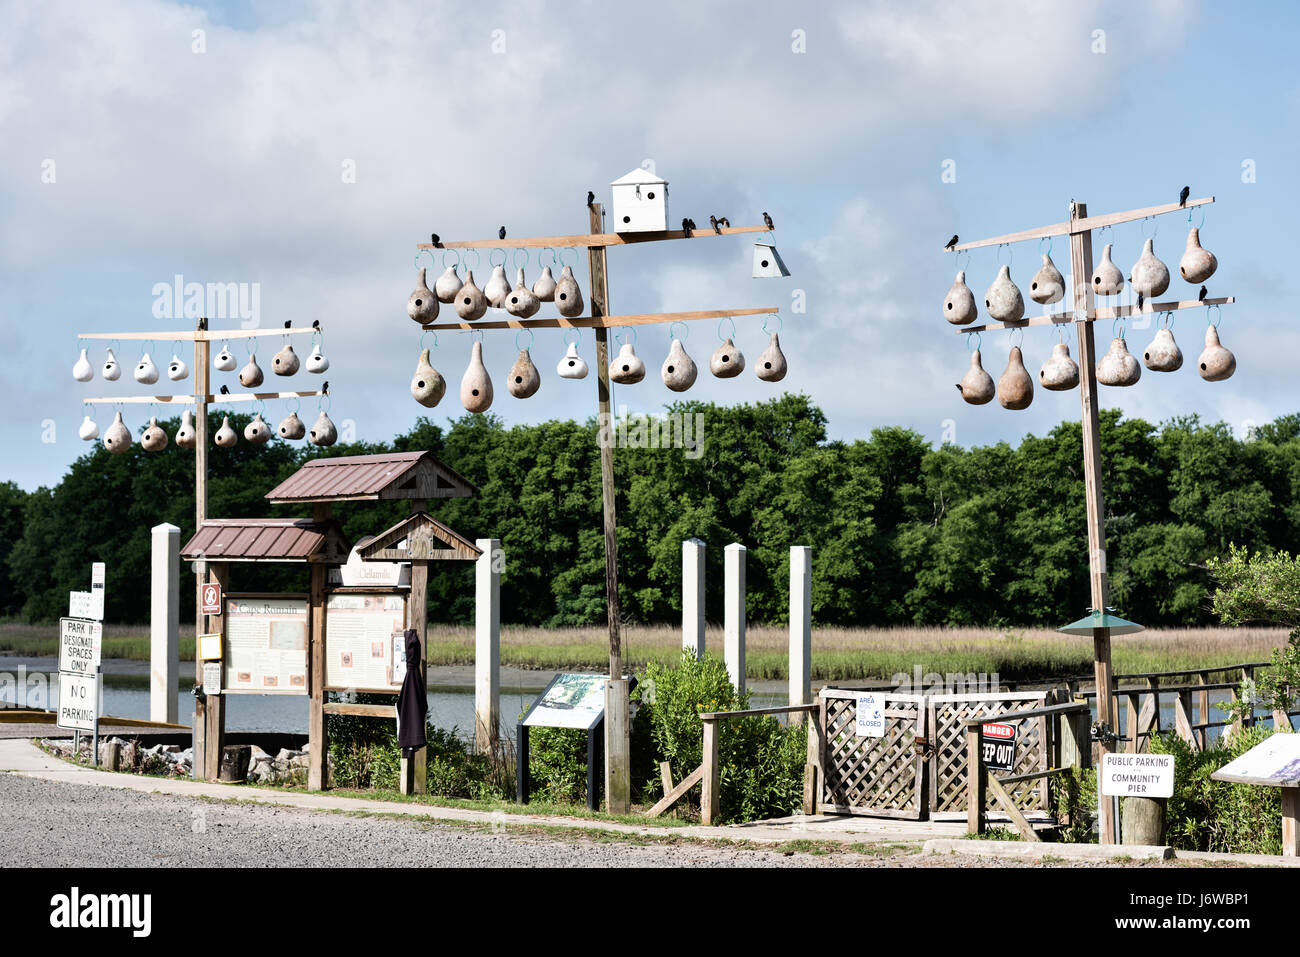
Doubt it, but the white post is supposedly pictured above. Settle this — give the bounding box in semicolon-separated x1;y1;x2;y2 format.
150;523;180;724
682;538;706;660
724;543;746;694
475;538;501;754
789;546;812;724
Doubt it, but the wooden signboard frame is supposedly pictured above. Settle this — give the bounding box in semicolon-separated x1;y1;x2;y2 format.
322;589;410;694
220;592;310;696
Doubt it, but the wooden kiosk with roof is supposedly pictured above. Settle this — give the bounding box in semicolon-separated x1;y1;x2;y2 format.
183;450;494;792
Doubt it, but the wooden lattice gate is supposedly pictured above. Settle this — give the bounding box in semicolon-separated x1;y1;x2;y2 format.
818;690;927;819
928;692;1050;819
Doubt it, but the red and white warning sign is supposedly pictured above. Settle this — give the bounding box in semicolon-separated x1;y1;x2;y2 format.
981;723;1017;772
200;582;223;616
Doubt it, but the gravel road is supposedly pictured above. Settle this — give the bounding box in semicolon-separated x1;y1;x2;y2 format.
0;773;1174;868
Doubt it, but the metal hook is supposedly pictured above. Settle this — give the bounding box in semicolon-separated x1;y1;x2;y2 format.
512;248;529;272
1207;304;1222;327
1038;236;1053;257
420;328;438;351
489;248;506;267
762;314;783;335
717;316;738;341
965;331;982;353
441;249;460;271
286;397;300;414
1188;206;1206;230
668;321;688;341
1009;327;1024;348
563;328;582;347
414;248;436;270
514;329;534;352
465;249;481;270
560;247;578;268
1113;317;1127;340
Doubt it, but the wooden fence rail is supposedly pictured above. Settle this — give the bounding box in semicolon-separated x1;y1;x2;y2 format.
964;702;1091;841
644;703;819;825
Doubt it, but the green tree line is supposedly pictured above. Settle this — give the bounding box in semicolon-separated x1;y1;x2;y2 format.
4;395;1297;628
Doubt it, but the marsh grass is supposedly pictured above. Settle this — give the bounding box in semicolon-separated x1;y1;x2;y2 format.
1;617;1284;682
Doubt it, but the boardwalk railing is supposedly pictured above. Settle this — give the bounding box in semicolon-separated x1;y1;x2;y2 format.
1073;662;1299;753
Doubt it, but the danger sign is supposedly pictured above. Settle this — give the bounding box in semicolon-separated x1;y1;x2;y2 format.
200;583;223;616
981;723;1017;772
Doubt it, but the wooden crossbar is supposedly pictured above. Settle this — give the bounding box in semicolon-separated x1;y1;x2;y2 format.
645;763;705;818
80;390;326;406
419;224;769;250
951;197;1215;251
78;328;318;342
419;306;778;332
955;298;1234;335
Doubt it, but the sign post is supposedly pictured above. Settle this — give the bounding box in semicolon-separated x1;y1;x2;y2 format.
60;564;105;765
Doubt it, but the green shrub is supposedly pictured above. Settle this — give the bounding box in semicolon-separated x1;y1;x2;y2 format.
1049;766;1097;843
636;650;807;824
1150;725;1283;854
526;726;589;803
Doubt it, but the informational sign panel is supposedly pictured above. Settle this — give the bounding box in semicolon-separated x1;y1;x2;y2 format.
324;593;407;691
1100;752;1175;797
982;723;1018;772
57;672;100;731
1212;734;1300;787
200;582;223;616
197;633;223;661
391;632;408;686
202;661;223;697
58;618;102;675
855;692;885;737
522;673;609;730
223;595;309;694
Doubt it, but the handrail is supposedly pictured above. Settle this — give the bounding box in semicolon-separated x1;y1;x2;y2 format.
962;702;1089;726
697;703;818;721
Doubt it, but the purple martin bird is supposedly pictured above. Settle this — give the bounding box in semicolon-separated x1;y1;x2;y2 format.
587;191;595;207
762;212;774;230
430;233;440;245
1179;186;1190;207
498;226;506;240
944;234;959;251
1199;285;1208;301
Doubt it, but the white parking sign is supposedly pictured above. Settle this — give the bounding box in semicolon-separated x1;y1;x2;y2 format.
57;672;100;731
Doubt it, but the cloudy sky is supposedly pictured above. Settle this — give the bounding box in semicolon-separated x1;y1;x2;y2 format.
1;0;1294;490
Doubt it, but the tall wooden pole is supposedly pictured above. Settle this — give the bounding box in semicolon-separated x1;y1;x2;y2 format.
588;203;630;813
1069;202;1117;844
192;318;210;777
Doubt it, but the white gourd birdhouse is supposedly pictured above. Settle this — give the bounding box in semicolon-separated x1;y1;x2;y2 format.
752;243;790;278
610;168;668;233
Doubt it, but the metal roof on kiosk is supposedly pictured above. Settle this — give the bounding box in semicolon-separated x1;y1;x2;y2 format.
264;450;477;504
181;518;350;563
1058;610;1144;636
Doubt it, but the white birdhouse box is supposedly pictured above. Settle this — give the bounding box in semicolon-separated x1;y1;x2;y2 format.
610;168;668;233
752;242;790;278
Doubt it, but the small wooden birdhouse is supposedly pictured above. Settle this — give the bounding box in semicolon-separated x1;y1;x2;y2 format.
752;242;790;278
610;168;668;233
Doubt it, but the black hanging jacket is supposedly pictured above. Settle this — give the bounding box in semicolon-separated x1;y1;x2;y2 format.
395;628;427;756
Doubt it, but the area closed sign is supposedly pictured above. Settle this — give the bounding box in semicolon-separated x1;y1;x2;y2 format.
1101;753;1175;798
856;693;885;737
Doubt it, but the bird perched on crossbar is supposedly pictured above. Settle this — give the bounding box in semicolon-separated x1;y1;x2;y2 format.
498;226;507;240
944;234;959;251
709;215;719;233
430;233;440;245
1179;186;1190;207
681;217;694;237
219;384;230;395
1199;285;1208;301
587;191;595;208
763;212;774;230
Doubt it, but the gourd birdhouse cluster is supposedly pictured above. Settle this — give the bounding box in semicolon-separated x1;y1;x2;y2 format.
943;201;1237;412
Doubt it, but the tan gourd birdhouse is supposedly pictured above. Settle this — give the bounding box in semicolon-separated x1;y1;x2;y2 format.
484;266;512;309
984;266;1025;323
610;168;668;233
997;346;1033;410
1096;337;1141;386
239;354;264;388
175;409;197;449
410;349;446;408
1038;342;1079;391
103;411;132;453
141;416;169;452
408;268;439;324
1029;255;1065;305
1179;228;1218;284
957;350;995;405
1092;244;1125;296
244;412;271;445
661;339;698;392
554;265;585;318
505;269;541;318
1130;239;1170;298
756;332;787;382
309;410;337;446
609;342;646;384
533;266;557;302
1142;327;1183;372
943;271;978;324
460;340;494;412
214;415;239;448
1197;325;1236;381
278;411;306;440
752;243;790;278
507;349;541;398
454;271;488;321
272;343;299;376
710;339;745;378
